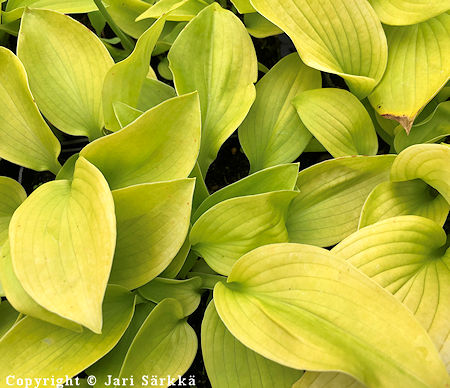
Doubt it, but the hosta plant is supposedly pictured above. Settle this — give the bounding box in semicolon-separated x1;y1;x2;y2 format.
0;0;449;387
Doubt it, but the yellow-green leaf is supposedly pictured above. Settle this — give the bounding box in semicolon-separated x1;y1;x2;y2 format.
103;17;166;131
293;88;378;157
169;3;257;173
192;163;299;223
214;243;449;388
360;180;449;228
369;13;450;133
0;48;61;174
113;102;143;129
0;241;81;331
0;301;19;339
230;0;255;13
0;177;26;247
137;0;209;22
110;179;194;289
9;157;116;333
249;0;388;98
333;216;450;368
137;77;177;111
17;9;114;140
0;286;135;379
368;0;450;26
190;191;298;276
119;299;197;385
390;143;450;203
202;300;303;388
239;54;321;172
286;155;395;247
244;12;282;38
139;277;202;316
81;93;201;190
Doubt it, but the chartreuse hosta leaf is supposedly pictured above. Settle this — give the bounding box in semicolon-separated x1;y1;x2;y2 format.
214;243;449;388
169;3;258;173
249;0;387;98
81;93;201;190
0;177;26;247
298;216;450;386
394;101;450;152
190;191;298;276
137;77;177;111
360;180;450;228
369;13;450;133
286;155;395;247
9;157;116;333
0;286;135;379
103;17;166;132
17;9;114;140
86;302;155;386
230;0;255;13
160;237;191;278
294;89;378;157
0;48;61;174
0;242;81;331
202;301;303;388
138;277;202;316
192;163;299;222
368;0;450;26
109;179;194;289
113;102;143;129
0;301;19;339
244;13;282;38
137;0;209;22
3;0;97;23
118;298;197;385
239;54;321;172
391;143;450;203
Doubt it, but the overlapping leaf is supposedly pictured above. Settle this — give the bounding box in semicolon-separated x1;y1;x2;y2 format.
244;13;282;38
0;48;61;173
81;93;201;190
294;89;378;157
118;299;197;386
169;3;257;173
230;0;255;13
286;155;395;247
0;178;26;246
369;13;450;133
0;286;135;379
104;0;152;38
214;243;449;387
9;157;116;333
202;301;303;388
239;54;321;172
368;0;450;25
249;0;388;98
137;77;176;111
0;301;19;339
103;17;166;131
190;191;298;276
18;9;114;140
137;0;209;22
110;179;194;289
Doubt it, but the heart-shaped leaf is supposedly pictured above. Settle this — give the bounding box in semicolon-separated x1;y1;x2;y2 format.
214;243;449;387
9;157;116;333
103;17;166;131
169;3;257;173
294;88;378;157
239;53;321;172
286;155;395;247
81;93;201;190
0;48;61;174
368;0;450;26
0;286;135;379
192;163;299;223
118;299;197;385
202;300;303;388
18;9;114;140
369;13;450;133
0;177;26;247
249;0;388;98
110;179;194;289
390;143;450;203
190;191;298;276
